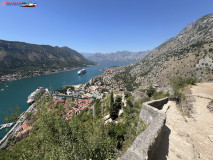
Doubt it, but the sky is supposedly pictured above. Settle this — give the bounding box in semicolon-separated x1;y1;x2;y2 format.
0;0;212;53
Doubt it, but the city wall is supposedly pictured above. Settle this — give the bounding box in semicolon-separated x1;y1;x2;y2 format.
118;97;168;160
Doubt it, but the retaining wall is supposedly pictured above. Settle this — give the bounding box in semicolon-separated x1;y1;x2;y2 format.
118;97;168;160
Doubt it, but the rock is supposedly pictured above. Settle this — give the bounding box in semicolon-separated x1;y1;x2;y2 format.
208;135;213;142
207;105;213;112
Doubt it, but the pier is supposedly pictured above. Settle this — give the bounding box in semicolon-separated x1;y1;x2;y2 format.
0;103;36;149
0;123;14;130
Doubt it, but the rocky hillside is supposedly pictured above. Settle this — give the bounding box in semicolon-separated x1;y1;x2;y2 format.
85;51;150;63
0;40;95;76
127;13;213;88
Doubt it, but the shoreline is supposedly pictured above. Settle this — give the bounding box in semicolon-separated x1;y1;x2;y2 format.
0;62;126;148
0;103;36;149
0;64;95;84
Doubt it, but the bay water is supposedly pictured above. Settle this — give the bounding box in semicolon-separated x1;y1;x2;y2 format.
0;62;130;138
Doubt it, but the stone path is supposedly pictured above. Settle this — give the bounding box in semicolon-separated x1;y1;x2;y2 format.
154;83;213;160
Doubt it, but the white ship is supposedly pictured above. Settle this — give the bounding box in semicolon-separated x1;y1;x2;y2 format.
77;69;86;75
27;87;45;103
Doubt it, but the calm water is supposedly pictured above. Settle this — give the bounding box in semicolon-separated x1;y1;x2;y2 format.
0;62;130;138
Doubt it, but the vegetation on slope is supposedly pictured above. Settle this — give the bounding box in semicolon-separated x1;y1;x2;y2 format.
170;76;198;116
0;40;95;77
114;67;139;91
0;92;147;160
125;13;213;87
170;76;197;99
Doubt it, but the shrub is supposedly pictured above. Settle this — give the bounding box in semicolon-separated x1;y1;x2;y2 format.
56;85;74;94
146;86;156;98
110;96;122;120
170;76;198;103
152;91;169;100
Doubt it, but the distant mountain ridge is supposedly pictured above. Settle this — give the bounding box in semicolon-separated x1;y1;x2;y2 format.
0;40;95;77
84;51;150;63
123;13;213;88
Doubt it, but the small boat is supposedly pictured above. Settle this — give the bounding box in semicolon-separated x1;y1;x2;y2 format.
5;85;8;88
1;89;4;92
77;69;86;75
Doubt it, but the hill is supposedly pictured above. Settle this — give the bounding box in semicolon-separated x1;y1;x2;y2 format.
84;51;150;63
0;40;95;77
123;13;213;88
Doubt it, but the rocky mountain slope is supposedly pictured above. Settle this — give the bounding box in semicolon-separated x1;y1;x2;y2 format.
85;51;150;63
0;40;94;76
127;13;213;88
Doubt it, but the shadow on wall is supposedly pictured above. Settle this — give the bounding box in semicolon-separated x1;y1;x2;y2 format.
152;125;171;160
118;97;169;160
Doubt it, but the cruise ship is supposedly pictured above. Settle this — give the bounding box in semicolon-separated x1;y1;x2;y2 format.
77;69;86;75
27;87;45;103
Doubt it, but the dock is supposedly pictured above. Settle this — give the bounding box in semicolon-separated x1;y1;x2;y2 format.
0;123;14;130
0;103;36;149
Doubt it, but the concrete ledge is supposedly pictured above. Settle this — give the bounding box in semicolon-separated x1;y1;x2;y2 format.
118;97;168;160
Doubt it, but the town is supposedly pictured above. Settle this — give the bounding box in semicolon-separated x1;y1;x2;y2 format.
0;65;129;150
0;67;79;83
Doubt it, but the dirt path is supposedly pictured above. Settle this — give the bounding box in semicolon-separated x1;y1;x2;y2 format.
155;83;213;160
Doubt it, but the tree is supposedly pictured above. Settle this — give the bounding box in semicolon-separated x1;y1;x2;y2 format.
110;91;114;107
5;107;21;122
146;86;156;98
110;96;122;120
124;91;131;98
126;97;133;108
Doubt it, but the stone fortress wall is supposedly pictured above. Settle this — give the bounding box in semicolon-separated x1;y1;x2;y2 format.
118;97;168;160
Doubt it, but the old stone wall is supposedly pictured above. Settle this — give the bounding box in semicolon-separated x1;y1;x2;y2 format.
118;97;168;160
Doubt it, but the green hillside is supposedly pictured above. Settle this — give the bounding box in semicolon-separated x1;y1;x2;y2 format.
0;40;95;77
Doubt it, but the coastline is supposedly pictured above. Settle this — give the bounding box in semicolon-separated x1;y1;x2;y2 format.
0;62;127;148
0;66;101;148
0;103;36;149
0;64;95;84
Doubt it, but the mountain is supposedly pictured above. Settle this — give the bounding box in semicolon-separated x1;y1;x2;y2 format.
123;13;213;88
81;52;94;59
0;40;95;77
85;51;150;63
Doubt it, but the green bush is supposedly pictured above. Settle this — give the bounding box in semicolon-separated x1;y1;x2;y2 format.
170;76;198;101
110;96;122;120
56;85;74;94
0;93;149;160
152;91;169;100
146;86;156;98
170;76;197;91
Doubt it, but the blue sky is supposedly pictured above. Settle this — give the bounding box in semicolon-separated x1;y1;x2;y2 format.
0;0;212;53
